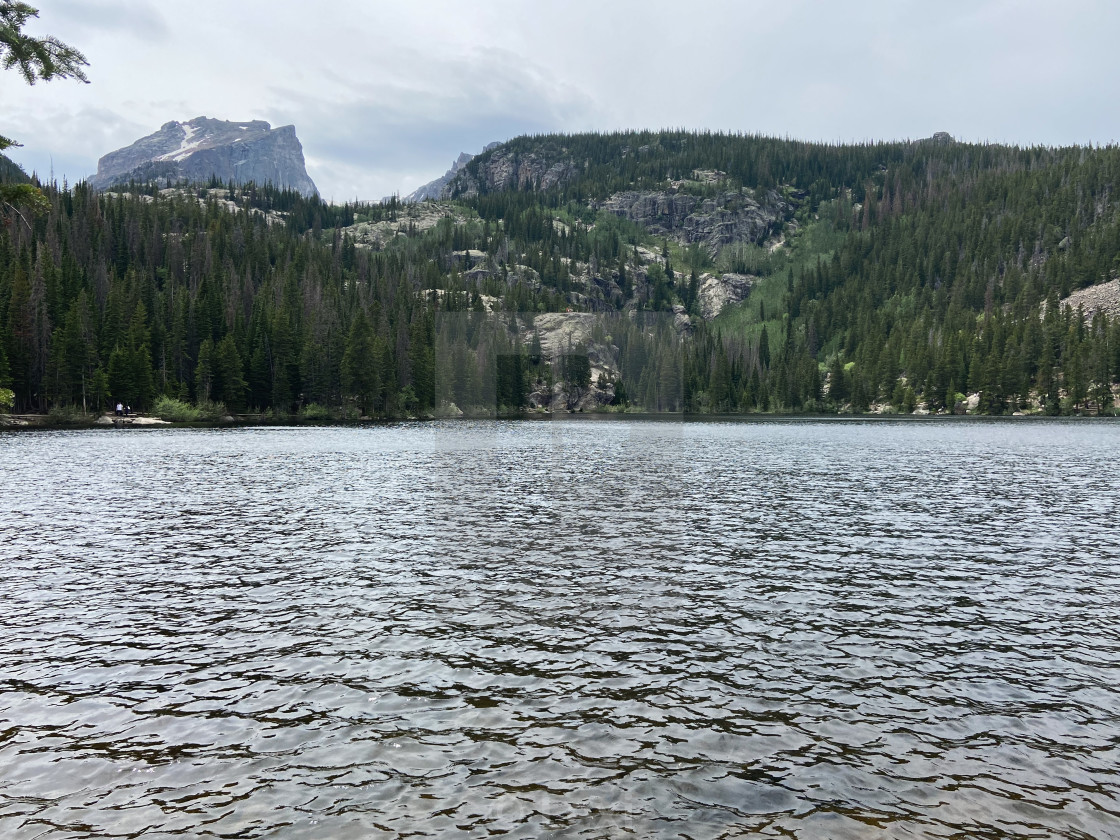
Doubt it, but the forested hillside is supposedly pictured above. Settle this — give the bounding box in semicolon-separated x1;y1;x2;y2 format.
2;130;1119;418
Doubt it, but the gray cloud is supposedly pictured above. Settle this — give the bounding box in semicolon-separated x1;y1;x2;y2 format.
266;47;601;199
47;0;170;43
2;100;149;180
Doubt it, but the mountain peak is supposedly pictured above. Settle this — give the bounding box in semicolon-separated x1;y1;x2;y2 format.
399;141;501;203
89;117;318;197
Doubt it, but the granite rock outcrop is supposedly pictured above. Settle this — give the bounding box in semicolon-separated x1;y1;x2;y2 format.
450;146;577;198
595;189;788;254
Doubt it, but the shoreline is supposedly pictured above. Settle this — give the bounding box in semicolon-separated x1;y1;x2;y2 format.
3;411;1117;431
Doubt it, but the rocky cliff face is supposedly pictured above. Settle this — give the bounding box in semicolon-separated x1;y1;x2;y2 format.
89;117;318;197
595;189;788;254
525;313;618;411
697;273;754;320
450;146;577;198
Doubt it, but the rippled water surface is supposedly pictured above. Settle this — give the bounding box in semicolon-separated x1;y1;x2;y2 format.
3;419;1120;839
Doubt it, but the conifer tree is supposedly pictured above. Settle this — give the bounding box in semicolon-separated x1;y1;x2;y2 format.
341;310;380;416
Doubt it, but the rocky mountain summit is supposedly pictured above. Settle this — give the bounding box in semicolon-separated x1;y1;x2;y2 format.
399;142;501;203
88;117;318;197
450;145;576;198
922;131;955;145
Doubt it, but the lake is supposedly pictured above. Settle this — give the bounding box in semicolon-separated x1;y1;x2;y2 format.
2;419;1119;838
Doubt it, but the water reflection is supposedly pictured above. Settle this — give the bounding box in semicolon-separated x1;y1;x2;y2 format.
1;420;1119;838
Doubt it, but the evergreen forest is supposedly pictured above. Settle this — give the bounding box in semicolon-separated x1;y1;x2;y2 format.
2;130;1120;419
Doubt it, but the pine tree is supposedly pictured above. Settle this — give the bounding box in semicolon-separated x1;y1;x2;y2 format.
341;310;380;415
215;334;246;411
194;338;214;402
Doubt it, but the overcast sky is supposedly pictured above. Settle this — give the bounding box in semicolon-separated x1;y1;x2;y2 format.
4;0;1120;202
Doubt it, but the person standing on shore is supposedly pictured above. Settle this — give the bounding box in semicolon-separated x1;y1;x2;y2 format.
115;402;123;416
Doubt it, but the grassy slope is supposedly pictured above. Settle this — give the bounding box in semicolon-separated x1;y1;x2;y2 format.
712;213;848;347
